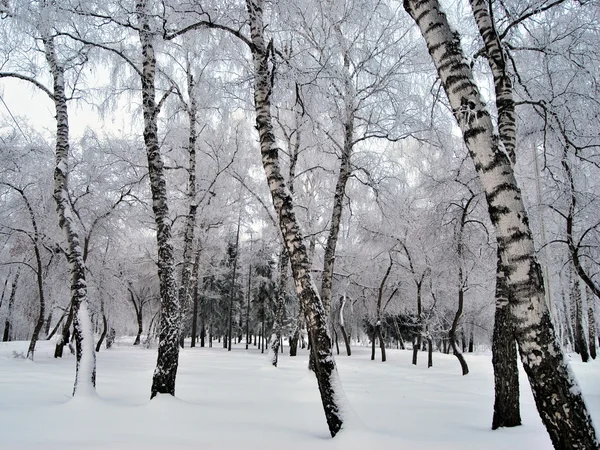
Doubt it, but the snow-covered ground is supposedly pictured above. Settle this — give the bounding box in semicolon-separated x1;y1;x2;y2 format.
0;339;597;449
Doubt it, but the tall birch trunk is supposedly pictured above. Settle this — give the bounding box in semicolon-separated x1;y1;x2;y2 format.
464;0;522;412
136;0;180;398
178;62;199;348
321;40;355;317
246;0;344;436
42;34;96;396
403;0;598;446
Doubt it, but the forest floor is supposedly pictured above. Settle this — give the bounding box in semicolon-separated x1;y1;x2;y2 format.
0;338;598;449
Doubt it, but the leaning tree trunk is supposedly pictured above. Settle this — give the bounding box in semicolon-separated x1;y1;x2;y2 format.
492;251;521;429
43;34;96;396
403;0;599;446
246;0;344;436
449;286;469;374
136;1;181;398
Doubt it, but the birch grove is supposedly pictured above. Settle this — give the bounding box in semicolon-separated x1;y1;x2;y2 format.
0;0;599;445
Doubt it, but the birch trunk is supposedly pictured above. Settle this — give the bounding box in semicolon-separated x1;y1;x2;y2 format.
42;34;96;396
136;0;180;398
178;63;199;347
321;43;355;317
246;0;344;436
492;251;521;429
403;0;598;446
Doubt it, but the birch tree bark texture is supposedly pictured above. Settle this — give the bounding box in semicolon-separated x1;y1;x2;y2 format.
403;0;598;447
43;34;96;396
136;0;180;398
246;0;344;437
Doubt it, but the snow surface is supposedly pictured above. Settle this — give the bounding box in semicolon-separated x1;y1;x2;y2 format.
0;339;598;450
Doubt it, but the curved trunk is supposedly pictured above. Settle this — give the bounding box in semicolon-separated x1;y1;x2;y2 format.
246;0;343;436
95;314;107;352
449;287;469;375
403;0;598;446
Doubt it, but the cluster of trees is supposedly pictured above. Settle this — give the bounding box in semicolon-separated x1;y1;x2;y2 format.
0;0;598;446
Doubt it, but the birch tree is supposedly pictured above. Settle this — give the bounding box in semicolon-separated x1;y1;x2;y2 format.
0;1;96;395
402;0;598;446
245;0;344;436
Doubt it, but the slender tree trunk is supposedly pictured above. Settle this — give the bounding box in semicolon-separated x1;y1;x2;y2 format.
190;247;201;348
572;274;589;362
371;326;376;361
178;67;199;349
129;289;143;346
450;287;469;375
403;1;598;445
2;268;20;342
339;296;351;356
245;259;252;350
95;314;108;353
47;311;65;341
378;324;386;362
270;249;288;367
228;217;241;352
587;287;596;360
427;336;433;368
246;0;343;436
492;252;521;429
21;194;46;359
412;284;423;366
42;32;96;395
